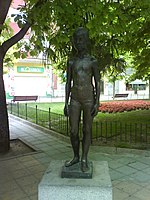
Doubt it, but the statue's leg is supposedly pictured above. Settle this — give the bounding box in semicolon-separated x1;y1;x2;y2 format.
65;100;81;167
81;102;93;172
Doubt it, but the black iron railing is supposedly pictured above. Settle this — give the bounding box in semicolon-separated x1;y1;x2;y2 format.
8;103;150;147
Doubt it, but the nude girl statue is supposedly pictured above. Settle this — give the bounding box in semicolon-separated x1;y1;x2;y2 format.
64;27;100;172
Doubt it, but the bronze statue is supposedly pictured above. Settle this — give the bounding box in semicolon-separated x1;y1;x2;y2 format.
64;27;100;172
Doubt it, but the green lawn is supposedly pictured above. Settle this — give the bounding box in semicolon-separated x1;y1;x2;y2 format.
27;102;64;114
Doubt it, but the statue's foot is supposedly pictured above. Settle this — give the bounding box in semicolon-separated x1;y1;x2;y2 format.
81;159;89;172
65;157;80;167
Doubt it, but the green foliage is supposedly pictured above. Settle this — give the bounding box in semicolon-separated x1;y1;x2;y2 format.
1;0;149;80
0;18;17;69
0;18;13;45
105;57;127;83
38;0;148;81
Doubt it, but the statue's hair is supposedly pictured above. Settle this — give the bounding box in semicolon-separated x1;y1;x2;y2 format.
73;27;89;40
72;27;91;54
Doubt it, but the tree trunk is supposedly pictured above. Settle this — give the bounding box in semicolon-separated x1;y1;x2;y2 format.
0;23;30;153
0;47;10;152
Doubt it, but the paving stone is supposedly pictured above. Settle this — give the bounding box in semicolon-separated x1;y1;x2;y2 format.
128;161;149;170
21;183;38;196
29;194;38;200
0;180;19;194
115;181;141;195
111;180;121;186
130;171;150;183
0;167;13;183
113;188;129;200
124;195;141;200
108;160;124;169
15;175;39;187
116;165;138;175
116;157;135;165
134;188;150;200
142;167;150;175
136;156;150;165
26;163;47;174
10;168;31;179
0;188;27;200
109;169;126;181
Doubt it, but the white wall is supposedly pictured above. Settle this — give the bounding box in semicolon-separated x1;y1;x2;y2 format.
14;76;47;96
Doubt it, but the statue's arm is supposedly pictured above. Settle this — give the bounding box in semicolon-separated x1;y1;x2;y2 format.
93;60;100;105
91;59;100;117
64;60;72;116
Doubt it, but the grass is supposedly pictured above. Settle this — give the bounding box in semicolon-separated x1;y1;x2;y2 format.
27;102;64;114
95;110;150;124
27;102;150;124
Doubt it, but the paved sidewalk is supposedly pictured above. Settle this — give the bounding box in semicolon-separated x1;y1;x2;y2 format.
0;115;150;200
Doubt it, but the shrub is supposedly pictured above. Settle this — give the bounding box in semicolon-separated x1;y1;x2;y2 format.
99;100;150;113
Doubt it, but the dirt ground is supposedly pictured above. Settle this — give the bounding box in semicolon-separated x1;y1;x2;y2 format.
0;139;35;160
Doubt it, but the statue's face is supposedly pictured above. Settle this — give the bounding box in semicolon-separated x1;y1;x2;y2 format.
73;30;89;52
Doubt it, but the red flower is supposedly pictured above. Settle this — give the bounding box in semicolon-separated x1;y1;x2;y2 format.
99;100;150;113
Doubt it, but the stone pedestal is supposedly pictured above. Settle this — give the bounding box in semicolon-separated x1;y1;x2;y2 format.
38;160;112;200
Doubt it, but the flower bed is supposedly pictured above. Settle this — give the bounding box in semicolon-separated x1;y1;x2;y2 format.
99;100;150;113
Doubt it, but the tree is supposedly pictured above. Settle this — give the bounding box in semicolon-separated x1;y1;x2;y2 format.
1;0;149;152
0;0;31;152
121;0;150;98
0;0;52;152
123;0;150;79
0;0;61;152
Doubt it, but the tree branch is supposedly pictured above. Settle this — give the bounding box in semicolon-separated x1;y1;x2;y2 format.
2;22;31;54
1;0;46;55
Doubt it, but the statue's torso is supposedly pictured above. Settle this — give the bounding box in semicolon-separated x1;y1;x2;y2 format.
70;56;95;101
72;57;94;87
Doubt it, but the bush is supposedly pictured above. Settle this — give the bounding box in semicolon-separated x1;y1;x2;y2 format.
99;100;150;113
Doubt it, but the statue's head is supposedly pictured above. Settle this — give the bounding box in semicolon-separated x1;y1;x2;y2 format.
72;27;90;53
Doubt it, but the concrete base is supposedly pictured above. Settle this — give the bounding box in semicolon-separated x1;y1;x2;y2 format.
38;160;112;200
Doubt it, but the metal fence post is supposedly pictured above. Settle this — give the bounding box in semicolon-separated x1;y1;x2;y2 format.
135;123;137;143
17;102;19;117
11;102;12;114
145;124;148;143
120;122;122;142
36;105;38;124
67;116;69;136
100;122;102;141
106;121;108;142
25;103;27;120
49;107;51;129
96;121;98;140
140;124;143;143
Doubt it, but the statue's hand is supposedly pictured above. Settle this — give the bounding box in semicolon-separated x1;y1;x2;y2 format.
64;104;69;117
91;103;99;117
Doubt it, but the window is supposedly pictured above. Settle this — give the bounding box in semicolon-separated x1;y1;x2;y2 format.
126;83;146;91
